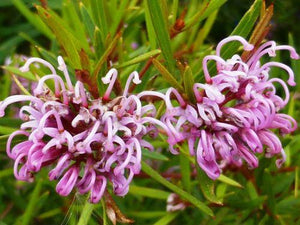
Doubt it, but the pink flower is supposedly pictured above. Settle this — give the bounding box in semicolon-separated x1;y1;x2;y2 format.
161;36;298;179
1;56;161;203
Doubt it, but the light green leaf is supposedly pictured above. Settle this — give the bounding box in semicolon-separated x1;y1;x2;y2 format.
80;2;95;42
142;148;169;161
185;0;227;31
116;49;161;69
222;0;262;58
77;200;95;225
0;168;13;179
218;174;243;188
2;66;36;81
146;0;175;71
12;0;53;39
36;5;83;69
90;0;108;44
179;147;191;193
196;164;222;205
183;65;196;103
142;161;213;216
16;178;43;225
152;59;183;92
129;185;170;199
153;212;179;225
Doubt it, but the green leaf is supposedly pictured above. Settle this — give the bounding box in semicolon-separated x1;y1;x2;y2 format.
153;212;179;225
144;0;157;50
197;0;262;81
179;150;191;193
36;5;83;69
142;148;169;161
221;0;262;59
126;211;166;219
0;72;11;100
93;32;121;78
146;0;174;71
217;174;243;188
90;0;108;44
129;185;170;199
0;168;13;179
62;0;89;50
196;164;222;205
116;49;161;69
288;33;300;92
185;0;227;31
2;66;36;81
110;0;129;37
0;125;18;135
77;199;95;225
16;178;43;225
142;161;214;216
12;0;54;39
276;196;300;215
152;59;183;92
80;2;95;42
183;65;196;103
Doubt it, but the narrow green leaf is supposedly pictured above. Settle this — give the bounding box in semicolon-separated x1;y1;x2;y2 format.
12;0;53;39
93;32;121;77
37;208;61;219
94;26;105;59
295;167;299;197
2;66;36;81
192;9;218;48
179;149;191;193
183;65;196;103
80;3;95;41
276;196;300;215
196;164;222;205
171;0;179;24
77;200;95;225
142;161;213;216
62;1;89;50
110;0;129;37
144;0;157;50
146;0;174;71
36;46;58;66
129;185;170;199
0;73;11;100
16;178;43;225
116;49;161;69
126;211;166;218
152;59;183;92
185;0;227;31
153;212;179;225
90;0;108;43
0;168;13;179
288;33;300;92
36;5;83;69
142;148;169;161
221;0;262;58
0;125;17;135
197;0;262;80
100;199;107;225
217;174;243;188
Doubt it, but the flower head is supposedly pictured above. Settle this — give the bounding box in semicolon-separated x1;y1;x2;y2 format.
1;56;158;203
161;36;298;179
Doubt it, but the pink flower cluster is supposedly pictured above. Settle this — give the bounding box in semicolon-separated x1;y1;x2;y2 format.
1;36;298;202
0;57;159;203
161;36;298;179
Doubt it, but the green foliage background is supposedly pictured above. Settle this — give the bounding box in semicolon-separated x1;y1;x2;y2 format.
0;0;300;224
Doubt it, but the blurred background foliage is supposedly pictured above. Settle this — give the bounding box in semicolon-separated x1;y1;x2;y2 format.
0;0;300;224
